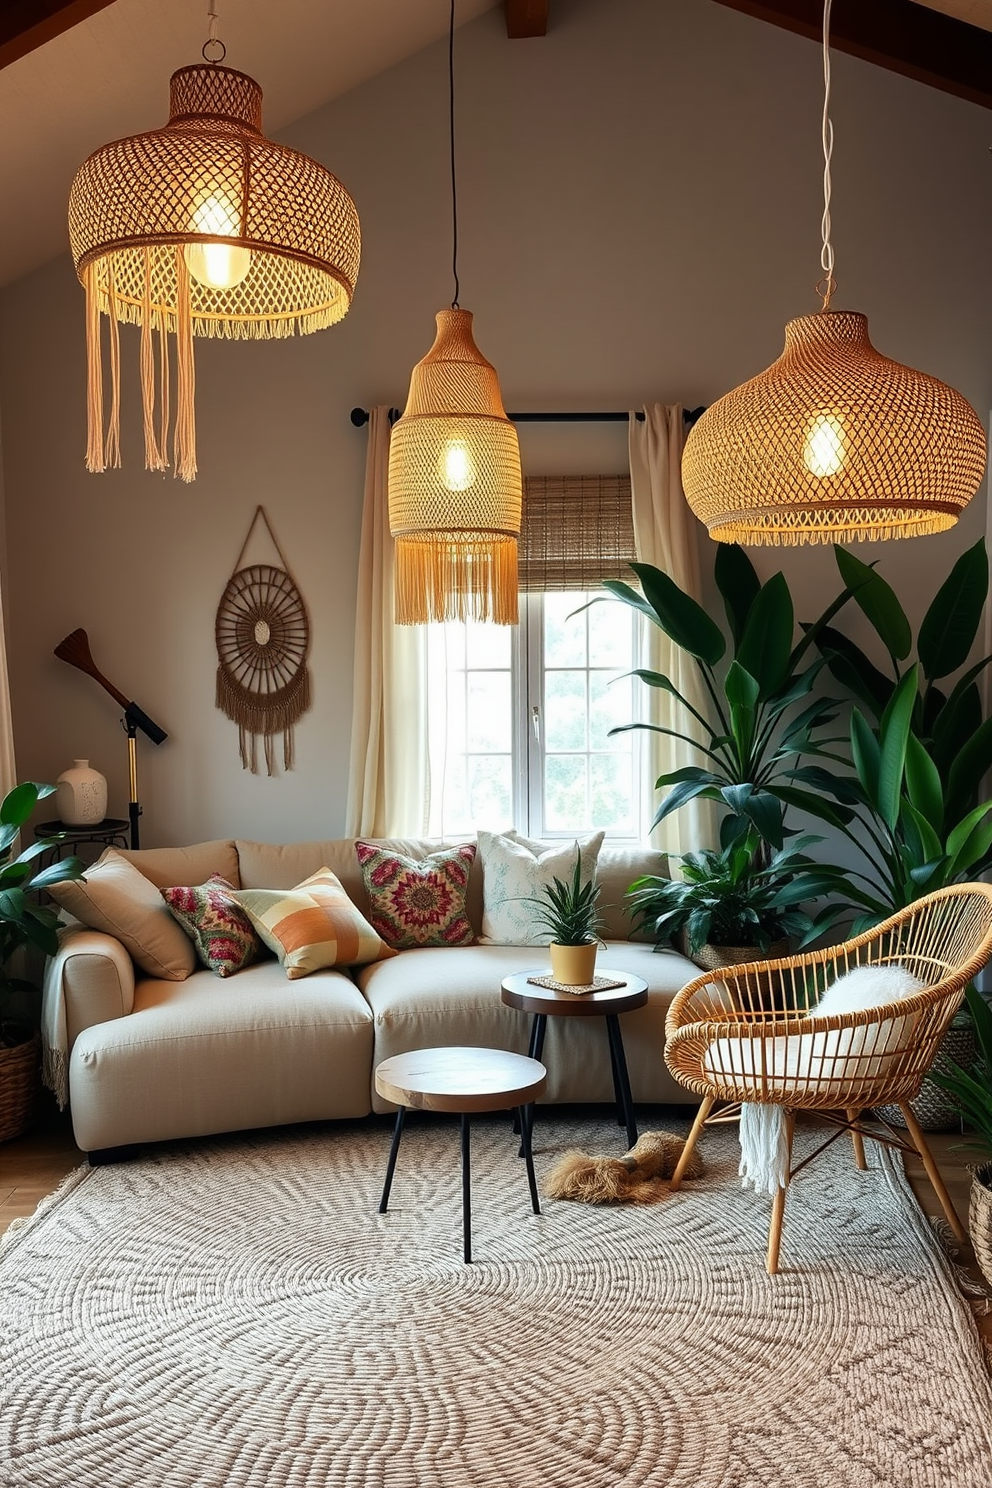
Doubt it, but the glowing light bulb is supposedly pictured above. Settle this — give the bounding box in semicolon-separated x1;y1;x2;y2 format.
804;413;845;477
183;193;251;291
440;438;475;492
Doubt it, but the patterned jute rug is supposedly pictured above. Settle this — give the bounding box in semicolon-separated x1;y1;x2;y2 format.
2;1114;992;1488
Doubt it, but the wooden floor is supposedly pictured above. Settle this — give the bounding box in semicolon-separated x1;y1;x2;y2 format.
3;1095;990;1347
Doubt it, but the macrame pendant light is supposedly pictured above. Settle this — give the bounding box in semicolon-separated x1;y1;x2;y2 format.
68;14;360;483
681;1;986;545
387;0;522;624
389;308;522;624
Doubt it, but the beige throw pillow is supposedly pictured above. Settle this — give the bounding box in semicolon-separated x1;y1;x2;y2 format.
47;847;196;981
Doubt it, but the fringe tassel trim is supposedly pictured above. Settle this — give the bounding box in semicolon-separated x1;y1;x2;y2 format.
394;536;519;625
215;666;311;776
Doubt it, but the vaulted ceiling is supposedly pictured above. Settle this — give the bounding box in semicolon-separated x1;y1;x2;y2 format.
0;0;989;288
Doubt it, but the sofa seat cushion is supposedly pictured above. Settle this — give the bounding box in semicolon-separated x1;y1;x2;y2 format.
68;961;374;1150
357;940;699;1111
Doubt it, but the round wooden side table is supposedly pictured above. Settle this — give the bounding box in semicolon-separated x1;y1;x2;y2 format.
374;1046;547;1264
500;970;648;1150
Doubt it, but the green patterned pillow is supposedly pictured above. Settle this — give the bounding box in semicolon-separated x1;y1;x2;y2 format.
162;874;261;978
355;842;476;949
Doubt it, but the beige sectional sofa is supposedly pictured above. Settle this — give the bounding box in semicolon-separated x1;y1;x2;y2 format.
42;836;700;1156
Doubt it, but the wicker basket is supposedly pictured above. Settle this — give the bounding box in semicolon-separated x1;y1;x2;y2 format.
690;940;791;1012
969;1165;992;1292
0;1031;41;1142
874;1019;977;1132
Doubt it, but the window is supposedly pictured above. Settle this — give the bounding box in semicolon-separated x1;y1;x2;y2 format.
426;590;642;841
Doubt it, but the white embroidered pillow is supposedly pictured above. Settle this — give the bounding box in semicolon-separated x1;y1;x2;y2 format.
477;830;605;946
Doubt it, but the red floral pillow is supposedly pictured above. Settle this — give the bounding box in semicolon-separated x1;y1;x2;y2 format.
354;842;476;950
162;874;261;977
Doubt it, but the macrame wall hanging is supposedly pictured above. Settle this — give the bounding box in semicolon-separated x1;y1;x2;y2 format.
215;507;311;774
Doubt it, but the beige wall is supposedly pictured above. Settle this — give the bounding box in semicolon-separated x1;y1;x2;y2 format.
0;0;989;847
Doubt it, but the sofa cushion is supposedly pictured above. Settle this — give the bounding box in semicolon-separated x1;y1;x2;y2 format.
355;841;476;949
234;868;395;978
67;961;375;1149
120;840;241;890
357;940;699;1110
48;848;196;982
477;830;605;945
162;875;261;978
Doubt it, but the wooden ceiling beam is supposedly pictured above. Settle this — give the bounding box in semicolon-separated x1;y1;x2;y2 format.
0;0;118;70
711;0;992;111
505;0;549;40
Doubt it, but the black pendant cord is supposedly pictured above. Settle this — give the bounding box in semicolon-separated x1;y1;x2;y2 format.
449;0;460;309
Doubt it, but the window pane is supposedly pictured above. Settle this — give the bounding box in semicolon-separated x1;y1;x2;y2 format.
434;621;466;669
591;754;635;833
440;756;470;833
590;671;633;749
465;620;511;669
588;597;633;668
467;673;512;751
545;754;588;830
445;671;467;754
469;756;512;829
544;592;587;667
545;670;587;750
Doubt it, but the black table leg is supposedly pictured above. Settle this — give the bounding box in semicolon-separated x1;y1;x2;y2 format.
379;1106;406;1212
518;1105;541;1215
606;1013;638;1150
606;1023;626;1127
461;1113;472;1264
519;1014;548;1156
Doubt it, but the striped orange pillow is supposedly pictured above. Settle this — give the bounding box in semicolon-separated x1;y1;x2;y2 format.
233;868;395;979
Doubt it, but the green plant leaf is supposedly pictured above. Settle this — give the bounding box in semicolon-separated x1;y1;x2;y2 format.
741;790;785;850
932;681;984;775
876;667;918;831
0;782;40;828
815;626;895;719
946;718;992;832
736;573;794;700
651;780;723;829
946;802;992;880
714;543;761;646
601;579;659;623
629;562;726;666
834;547;912;661
917;539;989;681
850;709;881;801
904;735;944;836
898;797;944;870
724;661;759;761
770;784;857;830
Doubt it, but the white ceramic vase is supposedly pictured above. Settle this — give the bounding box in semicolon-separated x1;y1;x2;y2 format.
56;759;107;826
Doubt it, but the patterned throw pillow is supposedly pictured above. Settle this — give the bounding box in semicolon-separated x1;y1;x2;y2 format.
233;867;395;979
477;829;605;946
162;874;261;978
355;841;476;949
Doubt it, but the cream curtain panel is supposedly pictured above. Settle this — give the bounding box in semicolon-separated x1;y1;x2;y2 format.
346;407;429;837
628;404;718;856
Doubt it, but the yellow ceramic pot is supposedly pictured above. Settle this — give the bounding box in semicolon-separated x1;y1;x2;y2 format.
549;942;598;987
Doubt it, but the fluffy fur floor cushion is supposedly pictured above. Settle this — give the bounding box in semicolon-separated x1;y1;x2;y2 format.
542;1130;705;1205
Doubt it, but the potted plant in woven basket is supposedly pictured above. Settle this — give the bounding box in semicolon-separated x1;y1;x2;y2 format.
929;983;992;1290
528;844;605;988
0;782;84;1142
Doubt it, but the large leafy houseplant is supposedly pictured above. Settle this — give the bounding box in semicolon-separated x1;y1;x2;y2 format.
604;547;857;854
626;832;848;958
795;541;992;927
929;984;992;1290
1;782;85;1048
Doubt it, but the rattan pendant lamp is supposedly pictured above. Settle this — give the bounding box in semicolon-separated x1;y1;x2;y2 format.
681;0;986;545
68;3;360;482
388;0;522;624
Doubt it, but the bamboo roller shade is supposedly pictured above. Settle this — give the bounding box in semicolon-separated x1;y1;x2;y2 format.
518;475;635;591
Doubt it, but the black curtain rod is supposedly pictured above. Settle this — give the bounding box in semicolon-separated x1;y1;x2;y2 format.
350;406;706;427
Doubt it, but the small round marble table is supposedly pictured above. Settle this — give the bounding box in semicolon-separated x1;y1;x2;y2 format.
500;970;648;1150
374;1045;547;1264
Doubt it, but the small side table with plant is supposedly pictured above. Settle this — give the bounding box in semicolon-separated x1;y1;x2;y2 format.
0;783;85;1142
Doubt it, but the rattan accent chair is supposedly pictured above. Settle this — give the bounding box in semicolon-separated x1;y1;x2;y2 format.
665;884;992;1274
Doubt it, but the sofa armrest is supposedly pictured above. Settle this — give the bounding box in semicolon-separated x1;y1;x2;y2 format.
45;925;136;1049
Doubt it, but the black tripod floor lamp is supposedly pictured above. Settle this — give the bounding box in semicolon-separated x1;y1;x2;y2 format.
54;629;167;850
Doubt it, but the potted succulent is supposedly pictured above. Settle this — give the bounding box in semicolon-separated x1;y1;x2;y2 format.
929;983;992;1290
0;782;85;1142
528;844;605;987
626;831;848;968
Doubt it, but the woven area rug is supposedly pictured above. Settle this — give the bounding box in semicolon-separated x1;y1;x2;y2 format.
2;1114;992;1488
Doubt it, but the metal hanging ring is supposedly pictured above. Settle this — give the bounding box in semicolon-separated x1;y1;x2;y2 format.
202;37;227;62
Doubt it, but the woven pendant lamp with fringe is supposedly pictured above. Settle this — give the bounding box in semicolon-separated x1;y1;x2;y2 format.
68;18;360;483
387;0;521;625
388;308;522;624
681;3;986;546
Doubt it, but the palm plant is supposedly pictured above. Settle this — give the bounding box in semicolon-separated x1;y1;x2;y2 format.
929;984;992;1158
604;547;857;854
